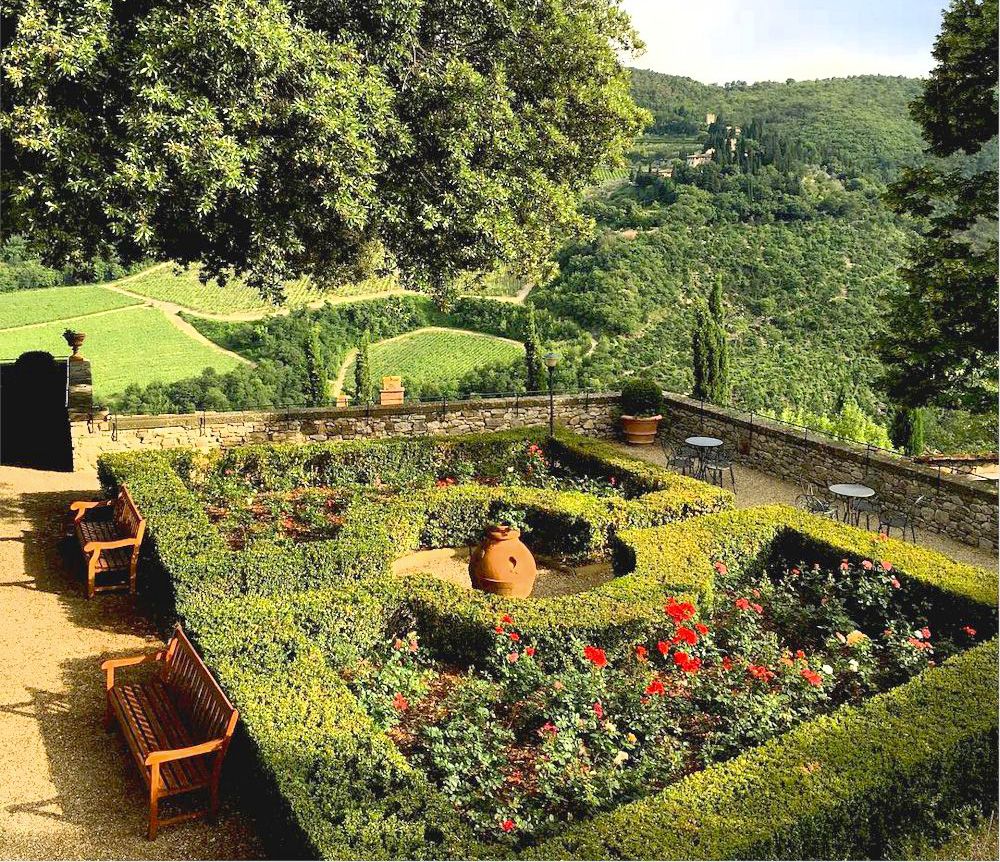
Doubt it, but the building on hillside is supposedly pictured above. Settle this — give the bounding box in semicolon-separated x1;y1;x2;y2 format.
686;149;715;167
650;163;674;178
705;112;716;125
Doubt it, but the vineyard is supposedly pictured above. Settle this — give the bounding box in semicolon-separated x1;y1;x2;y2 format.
348;327;524;397
0;284;141;330
0;306;242;399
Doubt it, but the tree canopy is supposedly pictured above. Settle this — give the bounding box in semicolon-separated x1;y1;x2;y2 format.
881;0;998;411
1;0;648;299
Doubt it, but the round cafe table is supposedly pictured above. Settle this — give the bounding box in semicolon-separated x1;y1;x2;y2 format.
685;436;723;479
828;482;875;522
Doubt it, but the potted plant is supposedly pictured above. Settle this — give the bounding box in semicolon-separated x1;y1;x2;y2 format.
63;328;86;360
620;376;663;445
469;506;537;597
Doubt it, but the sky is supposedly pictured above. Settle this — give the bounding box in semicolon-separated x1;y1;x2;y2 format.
620;0;946;84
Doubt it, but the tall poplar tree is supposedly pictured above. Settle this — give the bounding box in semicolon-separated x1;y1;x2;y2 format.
524;306;544;393
354;331;373;403
692;277;730;404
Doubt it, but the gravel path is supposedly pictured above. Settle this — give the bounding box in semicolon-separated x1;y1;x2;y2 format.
614;442;999;570
0;465;263;860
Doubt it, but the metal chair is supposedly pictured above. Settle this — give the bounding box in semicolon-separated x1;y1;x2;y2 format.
662;441;697;476
796;481;838;519
878;494;926;543
848;483;882;530
702;447;736;491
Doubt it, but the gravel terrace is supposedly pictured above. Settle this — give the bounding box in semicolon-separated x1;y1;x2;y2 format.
0;465;263;860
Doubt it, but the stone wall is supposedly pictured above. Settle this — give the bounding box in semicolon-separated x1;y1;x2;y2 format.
69;390;998;549
71;393;619;469
660;393;999;550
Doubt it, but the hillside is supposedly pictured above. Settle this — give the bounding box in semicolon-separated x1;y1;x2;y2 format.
628;70;926;179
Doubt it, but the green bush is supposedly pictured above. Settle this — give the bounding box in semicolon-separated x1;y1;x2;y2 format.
620;376;663;417
97;434;998;860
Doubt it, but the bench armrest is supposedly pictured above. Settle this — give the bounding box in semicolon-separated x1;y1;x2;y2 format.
102;650;165;689
145;737;226;766
70;499;113;523
83;537;139;554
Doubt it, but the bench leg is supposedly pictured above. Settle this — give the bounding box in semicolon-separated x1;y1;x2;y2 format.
86;554;98;599
148;765;160;840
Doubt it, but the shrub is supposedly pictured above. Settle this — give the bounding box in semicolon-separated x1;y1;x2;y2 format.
97;434;998;860
620;377;663;418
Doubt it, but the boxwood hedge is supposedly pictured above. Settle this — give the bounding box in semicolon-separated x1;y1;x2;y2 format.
96;429;998;860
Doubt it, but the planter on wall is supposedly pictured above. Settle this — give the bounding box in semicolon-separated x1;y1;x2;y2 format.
469;525;537;597
621;414;662;445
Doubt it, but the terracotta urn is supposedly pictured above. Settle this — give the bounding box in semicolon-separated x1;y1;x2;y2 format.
621;414;662;445
63;329;86;360
469;526;537;598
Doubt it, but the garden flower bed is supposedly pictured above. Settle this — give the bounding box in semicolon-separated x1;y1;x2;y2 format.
98;428;998;860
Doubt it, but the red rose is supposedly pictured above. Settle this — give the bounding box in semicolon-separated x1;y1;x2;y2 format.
890;578;901;589
494;625;505;634
644;678;665;696
800;668;822;686
721;656;733;671
695;622;709;635
861;560;873;570
674;626;698;646
592;701;604;719
656;640;669;656
713;561;728;575
795;649;806;660
392;692;409;711
635;645;648;661
920;626;931;640
734;597;750;611
881;561;893;571
501;818;516;833
750;602;764;615
525;646;536;657
509;632;521;642
506;652;519;663
583;645;608;668
962;626;977;637
501;614;514;624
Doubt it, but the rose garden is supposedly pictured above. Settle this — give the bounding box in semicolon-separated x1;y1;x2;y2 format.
95;427;998;859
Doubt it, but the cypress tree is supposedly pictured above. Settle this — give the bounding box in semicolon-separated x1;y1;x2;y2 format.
304;324;327;407
355;330;373;403
890;407;926;456
691;277;730;405
524;306;543;393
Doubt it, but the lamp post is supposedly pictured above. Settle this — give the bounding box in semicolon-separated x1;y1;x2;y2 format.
544;352;559;437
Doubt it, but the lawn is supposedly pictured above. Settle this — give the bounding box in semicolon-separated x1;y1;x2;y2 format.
122;265;401;314
0;306;241;399
0;284;141;330
349;327;524;395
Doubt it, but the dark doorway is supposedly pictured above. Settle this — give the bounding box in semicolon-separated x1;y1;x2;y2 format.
0;351;73;471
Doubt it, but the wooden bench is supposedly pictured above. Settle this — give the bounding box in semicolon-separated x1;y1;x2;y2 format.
70;485;146;598
102;625;239;839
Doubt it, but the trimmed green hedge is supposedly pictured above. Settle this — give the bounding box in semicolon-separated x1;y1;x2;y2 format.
97;434;998;860
532;640;999;860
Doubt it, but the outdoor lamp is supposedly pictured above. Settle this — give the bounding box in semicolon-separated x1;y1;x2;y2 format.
544;352;559;436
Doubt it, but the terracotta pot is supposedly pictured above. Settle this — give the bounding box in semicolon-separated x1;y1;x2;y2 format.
63;330;86;360
469;526;537;598
621;414;662;445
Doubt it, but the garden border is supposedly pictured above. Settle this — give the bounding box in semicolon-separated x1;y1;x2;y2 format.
97;432;998;860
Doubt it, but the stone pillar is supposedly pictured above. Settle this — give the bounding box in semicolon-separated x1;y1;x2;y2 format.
66;358;93;421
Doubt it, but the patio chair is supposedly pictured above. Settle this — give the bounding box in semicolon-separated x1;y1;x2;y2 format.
848;482;882;530
662;441;697;476
702;447;736;491
877;494;926;543
795;481;838;519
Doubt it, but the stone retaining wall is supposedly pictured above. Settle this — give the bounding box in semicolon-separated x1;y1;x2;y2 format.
660;393;999;550
70;393;619;469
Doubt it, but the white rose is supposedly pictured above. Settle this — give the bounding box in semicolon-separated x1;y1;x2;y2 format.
821;664;834;675
613;751;629;766
848;659;859;672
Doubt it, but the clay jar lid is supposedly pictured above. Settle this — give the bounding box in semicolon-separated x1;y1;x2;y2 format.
487;525;520;542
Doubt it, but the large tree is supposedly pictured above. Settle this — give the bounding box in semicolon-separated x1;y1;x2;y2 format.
1;0;648;300
880;0;998;411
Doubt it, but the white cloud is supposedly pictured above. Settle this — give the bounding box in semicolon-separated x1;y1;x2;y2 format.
621;0;935;83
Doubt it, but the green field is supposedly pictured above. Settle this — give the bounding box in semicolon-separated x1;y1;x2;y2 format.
0;284;142;330
122;265;402;314
0;306;242;399
349;327;523;395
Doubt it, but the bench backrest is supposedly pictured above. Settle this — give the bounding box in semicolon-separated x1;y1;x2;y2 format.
113;486;146;543
162;626;238;743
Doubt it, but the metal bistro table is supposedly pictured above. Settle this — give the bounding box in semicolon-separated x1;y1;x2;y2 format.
828;482;875;523
685;436;723;480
